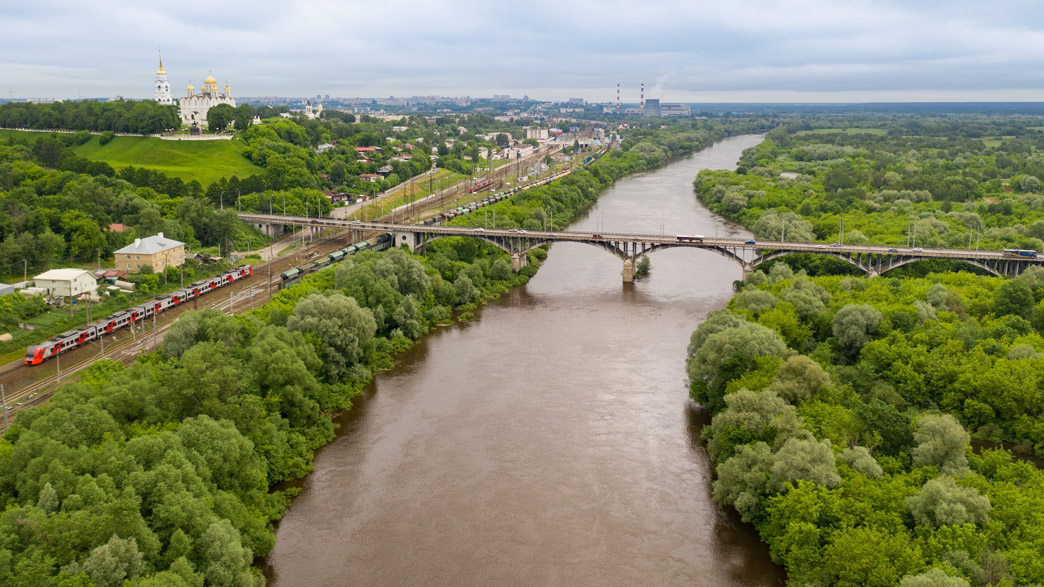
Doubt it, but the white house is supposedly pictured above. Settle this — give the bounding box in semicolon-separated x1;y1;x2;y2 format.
33;269;98;298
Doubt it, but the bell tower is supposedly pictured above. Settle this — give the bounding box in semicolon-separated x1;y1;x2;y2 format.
154;49;174;105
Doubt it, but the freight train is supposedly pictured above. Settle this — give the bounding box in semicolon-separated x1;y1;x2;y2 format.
24;265;253;366
280;233;392;288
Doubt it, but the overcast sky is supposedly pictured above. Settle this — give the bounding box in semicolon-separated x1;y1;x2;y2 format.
5;0;1044;102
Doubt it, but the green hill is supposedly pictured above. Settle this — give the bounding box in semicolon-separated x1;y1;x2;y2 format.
0;130;263;186
72;135;264;185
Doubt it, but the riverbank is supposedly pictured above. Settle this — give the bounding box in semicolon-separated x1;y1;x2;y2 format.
0;122;780;585
685;121;1044;585
265;134;786;586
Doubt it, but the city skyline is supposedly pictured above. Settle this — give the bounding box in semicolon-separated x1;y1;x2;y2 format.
4;0;1044;102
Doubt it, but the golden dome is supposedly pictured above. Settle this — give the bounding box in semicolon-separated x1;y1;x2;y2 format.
224;85;230;91
204;75;217;84
187;84;195;91
157;65;166;75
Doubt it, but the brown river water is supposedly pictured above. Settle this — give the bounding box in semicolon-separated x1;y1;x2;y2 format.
264;134;786;586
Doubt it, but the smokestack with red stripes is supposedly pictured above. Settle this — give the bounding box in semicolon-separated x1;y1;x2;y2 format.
617;83;620;109
640;83;644;108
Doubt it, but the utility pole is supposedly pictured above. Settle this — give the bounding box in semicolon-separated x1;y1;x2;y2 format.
152;312;157;351
1;384;8;430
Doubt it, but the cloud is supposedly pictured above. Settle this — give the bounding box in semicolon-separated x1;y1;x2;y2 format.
2;0;1044;101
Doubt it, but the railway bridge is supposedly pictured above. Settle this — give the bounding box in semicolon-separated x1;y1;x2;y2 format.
238;213;1044;282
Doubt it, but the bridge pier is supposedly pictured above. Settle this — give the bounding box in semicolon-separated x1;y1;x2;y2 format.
742;263;753;280
622;258;634;282
394;230;420;252
511;252;528;272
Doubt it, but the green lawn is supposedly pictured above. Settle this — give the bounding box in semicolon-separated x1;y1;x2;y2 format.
72;135;263;185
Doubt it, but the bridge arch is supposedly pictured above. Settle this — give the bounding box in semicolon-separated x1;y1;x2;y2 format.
876;257;1002;277
637;243;748;268
750;250;871;275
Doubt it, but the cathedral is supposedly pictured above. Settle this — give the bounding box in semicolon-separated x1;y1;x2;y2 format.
151;52;236;128
178;74;236;128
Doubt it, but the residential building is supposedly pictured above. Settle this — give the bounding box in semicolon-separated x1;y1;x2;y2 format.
114;232;186;273
33;269;98;298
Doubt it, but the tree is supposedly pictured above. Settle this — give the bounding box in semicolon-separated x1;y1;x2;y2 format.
704;388;811;464
60;210;105;260
232;105;252;132
767;355;831;404
823;526;924;587
912;414;970;475
734;289;778;315
78;534;144;587
712;441;775;523
687;319;791;411
839;446;883;478
905;476;991;527
900;568;970;587
832;304;883;354
287;292;377;381
453;274;479;305
206;104;235;132
196;520;261;587
769;437;841;492
994;279;1034;320
753;210;816;242
1019;175;1042;193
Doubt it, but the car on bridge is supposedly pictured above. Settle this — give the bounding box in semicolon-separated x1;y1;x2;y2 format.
830;242;841;247
888;248;899;252
913;247;923;252
745;239;756;245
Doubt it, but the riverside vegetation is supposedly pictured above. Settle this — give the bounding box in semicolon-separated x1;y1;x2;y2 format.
0;116;774;585
689;114;1044;586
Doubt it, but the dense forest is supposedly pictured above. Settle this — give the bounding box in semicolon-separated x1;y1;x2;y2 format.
689;267;1044;586
687;114;1044;586
0;115;781;585
694;115;1044;254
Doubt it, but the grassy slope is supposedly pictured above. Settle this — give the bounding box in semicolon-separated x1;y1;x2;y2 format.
0;130;262;186
71;135;264;185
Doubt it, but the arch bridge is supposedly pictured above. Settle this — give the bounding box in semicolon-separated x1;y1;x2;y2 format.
237;213;1043;282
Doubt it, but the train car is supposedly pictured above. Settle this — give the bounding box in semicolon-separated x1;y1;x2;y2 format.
25;265;253;366
468;179;494;194
328;250;346;263
1003;249;1038;258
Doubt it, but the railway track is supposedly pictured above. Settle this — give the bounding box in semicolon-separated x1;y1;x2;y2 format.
0;152;588;432
0;230;354;433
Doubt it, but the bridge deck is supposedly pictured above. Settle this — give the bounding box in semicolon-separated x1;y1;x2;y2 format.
238;212;1036;266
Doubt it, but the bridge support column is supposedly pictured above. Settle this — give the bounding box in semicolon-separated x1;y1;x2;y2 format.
741;263;753;280
511;252;527;272
622;258;634;283
394;231;420;252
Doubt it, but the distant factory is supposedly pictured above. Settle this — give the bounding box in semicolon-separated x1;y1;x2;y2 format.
605;83;691;117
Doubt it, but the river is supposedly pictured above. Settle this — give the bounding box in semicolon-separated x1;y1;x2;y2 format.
264;134;785;586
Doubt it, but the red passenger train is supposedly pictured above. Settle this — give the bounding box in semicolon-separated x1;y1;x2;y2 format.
24;265;253;366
